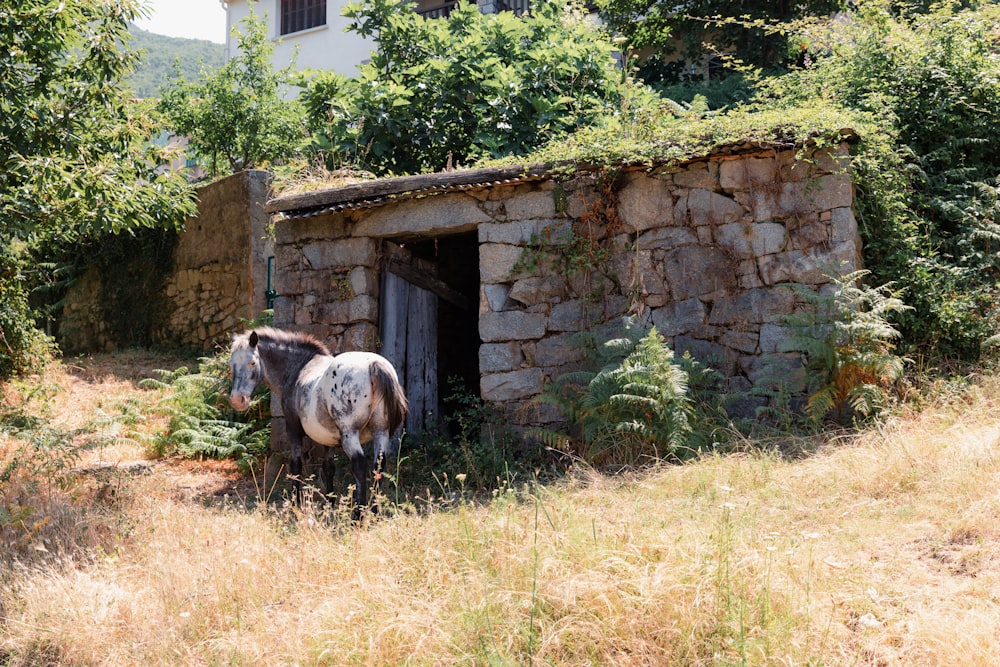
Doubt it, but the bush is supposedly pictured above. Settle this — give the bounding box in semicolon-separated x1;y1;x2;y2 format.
145;351;270;471
0;245;57;379
779;269;911;425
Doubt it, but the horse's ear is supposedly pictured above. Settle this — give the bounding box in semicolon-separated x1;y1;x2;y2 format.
249;331;259;348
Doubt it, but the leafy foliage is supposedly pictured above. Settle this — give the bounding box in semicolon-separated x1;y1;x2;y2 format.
0;246;57;378
542;323;698;467
145;352;270;471
0;0;195;242
0;0;194;379
751;3;1000;359
299;0;627;175
779;269;911;425
597;0;846;86
158;7;307;177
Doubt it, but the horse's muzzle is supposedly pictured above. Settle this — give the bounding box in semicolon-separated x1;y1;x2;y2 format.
229;393;251;411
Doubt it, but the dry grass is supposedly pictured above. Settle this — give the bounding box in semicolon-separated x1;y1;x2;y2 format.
4;354;1000;665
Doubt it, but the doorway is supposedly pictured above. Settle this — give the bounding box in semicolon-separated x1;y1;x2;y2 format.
378;233;480;438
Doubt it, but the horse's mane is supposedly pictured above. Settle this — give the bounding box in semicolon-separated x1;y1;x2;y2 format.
238;326;331;357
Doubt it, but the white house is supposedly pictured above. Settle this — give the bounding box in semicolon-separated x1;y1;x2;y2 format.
220;0;532;75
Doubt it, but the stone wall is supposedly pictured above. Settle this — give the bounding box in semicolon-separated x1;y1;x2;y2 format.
270;141;860;431
158;170;274;349
58;170;273;352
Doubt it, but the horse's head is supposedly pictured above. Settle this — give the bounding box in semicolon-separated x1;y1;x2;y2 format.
229;330;263;411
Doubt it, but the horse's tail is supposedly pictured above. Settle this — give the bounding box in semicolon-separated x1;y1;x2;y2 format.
371;358;408;433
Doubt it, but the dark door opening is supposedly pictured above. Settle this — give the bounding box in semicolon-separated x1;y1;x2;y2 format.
379;233;480;440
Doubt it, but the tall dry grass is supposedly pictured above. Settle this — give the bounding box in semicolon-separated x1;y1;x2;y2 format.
4;360;1000;665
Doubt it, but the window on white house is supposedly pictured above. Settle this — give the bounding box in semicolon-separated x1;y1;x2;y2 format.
280;0;327;35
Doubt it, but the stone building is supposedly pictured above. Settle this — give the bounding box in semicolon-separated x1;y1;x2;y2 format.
264;133;860;439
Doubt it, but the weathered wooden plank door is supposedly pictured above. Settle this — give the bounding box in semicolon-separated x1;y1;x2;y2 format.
379;243;439;437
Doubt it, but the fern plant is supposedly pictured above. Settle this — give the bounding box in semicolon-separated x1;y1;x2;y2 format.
780;269;911;425
143;354;270;471
542;322;696;467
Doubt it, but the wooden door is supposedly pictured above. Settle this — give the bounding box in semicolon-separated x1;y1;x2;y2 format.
379;243;439;437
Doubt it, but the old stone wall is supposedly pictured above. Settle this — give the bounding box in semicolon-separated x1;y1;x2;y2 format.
158;170;274;349
58;169;273;352
271;141;860;430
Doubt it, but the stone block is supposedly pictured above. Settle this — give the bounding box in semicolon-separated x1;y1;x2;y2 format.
758;242;857;286
830;207;859;244
662;246;737;301
650;297;707;337
349;295;379;322
479;342;523;373
637;226;697;250
719;156;778;192
509;275;567;306
714;222;787;258
804;174;854;211
759;324;795;354
672;162;717;189
482;283;511;312
504;189;557;220
349;266;379;297
480;243;526;283
479;310;546;342
481;368;544;401
618;174;674;232
687;189;744;226
549;299;597;331
532;332;586;367
353;193;489;237
787;217;828;250
708;288;795;325
301;237;377;270
478;219;571;245
720;329;759;354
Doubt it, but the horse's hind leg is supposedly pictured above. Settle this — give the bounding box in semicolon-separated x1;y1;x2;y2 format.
341;430;369;520
371;429;392;511
321;453;336;507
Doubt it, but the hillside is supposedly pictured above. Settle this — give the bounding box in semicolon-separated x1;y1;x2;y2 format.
3;353;1000;664
125;26;226;99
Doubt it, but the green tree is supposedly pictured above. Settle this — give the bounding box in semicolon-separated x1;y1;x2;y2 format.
0;0;195;377
159;7;307;177
597;0;846;88
299;0;627;175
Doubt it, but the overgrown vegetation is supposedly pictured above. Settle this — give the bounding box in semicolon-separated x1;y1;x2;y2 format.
1;0;195;379
298;0;629;175
750;2;1000;361
779;269;911;425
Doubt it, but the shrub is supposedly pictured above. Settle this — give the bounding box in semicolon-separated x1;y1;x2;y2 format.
753;3;1000;360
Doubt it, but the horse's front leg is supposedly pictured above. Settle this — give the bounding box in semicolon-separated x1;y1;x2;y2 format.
341;430;369;521
286;420;305;506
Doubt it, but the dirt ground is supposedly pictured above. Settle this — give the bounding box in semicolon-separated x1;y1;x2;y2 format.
3;348;260;503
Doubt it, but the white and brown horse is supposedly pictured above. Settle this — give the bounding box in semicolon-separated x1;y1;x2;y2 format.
228;327;407;515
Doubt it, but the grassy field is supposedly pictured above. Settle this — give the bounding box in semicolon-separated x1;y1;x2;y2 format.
3;352;1000;665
